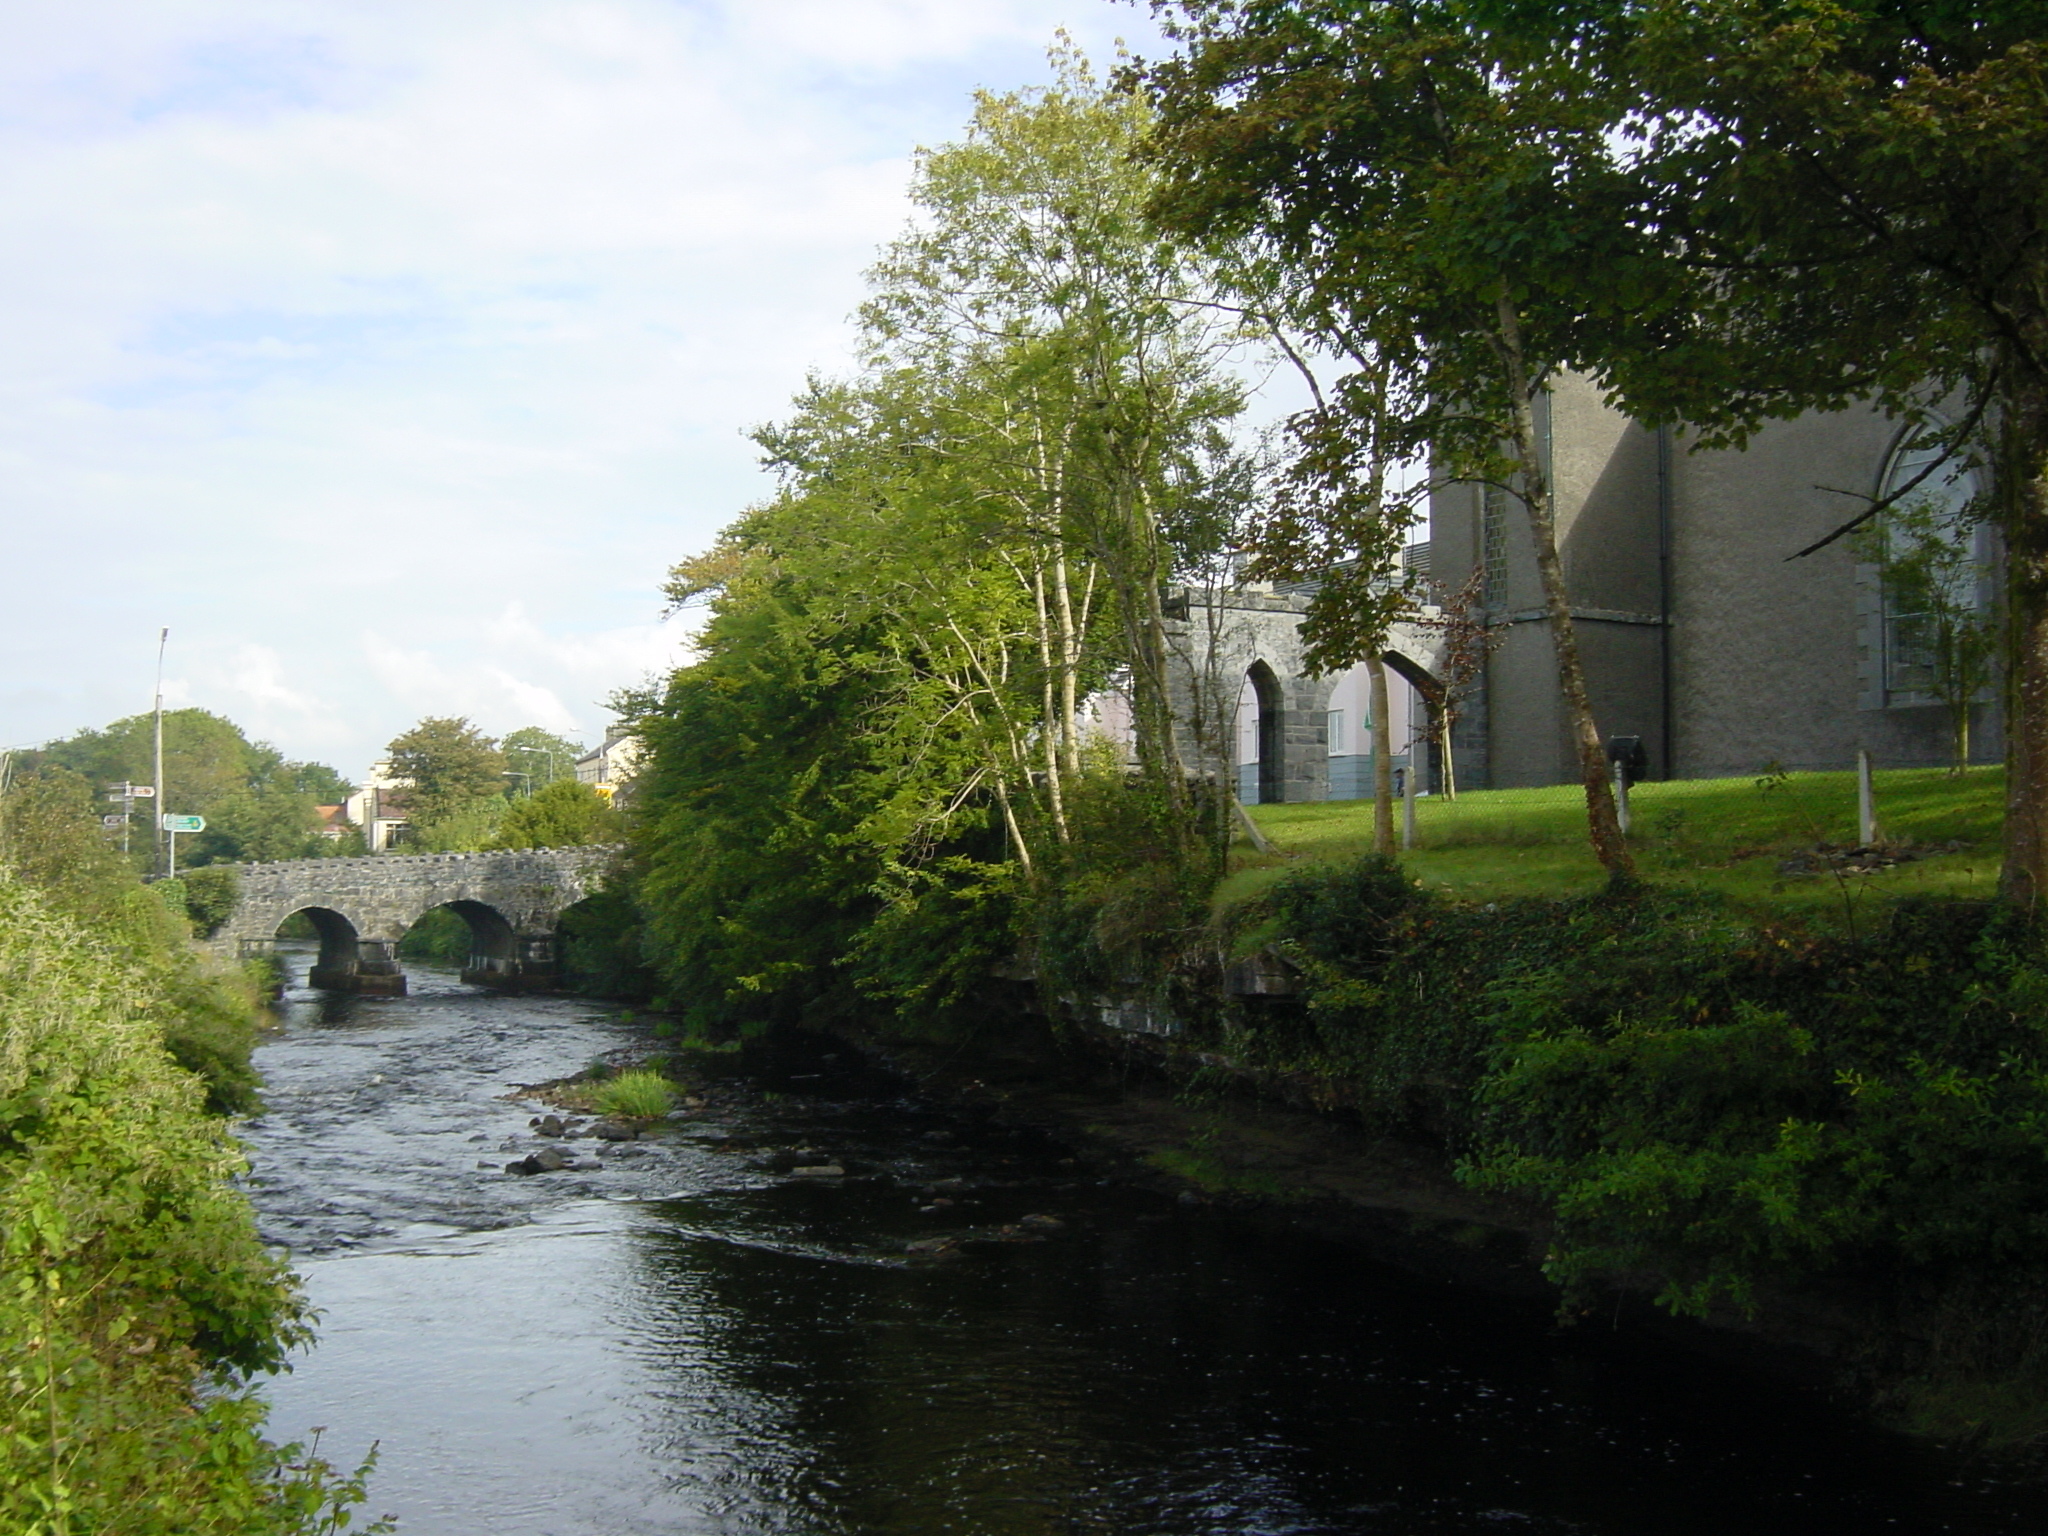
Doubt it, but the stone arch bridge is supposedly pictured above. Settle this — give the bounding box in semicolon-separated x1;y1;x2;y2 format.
206;846;617;995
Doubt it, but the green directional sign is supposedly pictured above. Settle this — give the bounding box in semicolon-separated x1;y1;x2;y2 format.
160;814;205;833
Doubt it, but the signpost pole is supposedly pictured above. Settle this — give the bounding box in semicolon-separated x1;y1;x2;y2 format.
157;812;203;880
152;628;168;877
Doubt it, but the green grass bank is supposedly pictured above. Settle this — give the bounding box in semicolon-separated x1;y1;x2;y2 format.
1226;764;2004;917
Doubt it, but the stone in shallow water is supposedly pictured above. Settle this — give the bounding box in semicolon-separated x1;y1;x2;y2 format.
506;1145;574;1176
790;1164;846;1178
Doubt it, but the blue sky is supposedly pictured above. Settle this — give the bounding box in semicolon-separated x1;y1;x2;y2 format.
0;0;1197;777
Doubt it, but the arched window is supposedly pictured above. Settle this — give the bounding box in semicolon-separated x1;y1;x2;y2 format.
1871;429;1991;704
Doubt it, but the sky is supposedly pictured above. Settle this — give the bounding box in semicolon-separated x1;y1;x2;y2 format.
0;0;1182;779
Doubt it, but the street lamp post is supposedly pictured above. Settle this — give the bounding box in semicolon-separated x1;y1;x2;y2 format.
509;745;562;791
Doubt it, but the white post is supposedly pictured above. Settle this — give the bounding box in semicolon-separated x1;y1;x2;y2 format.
1613;758;1631;836
1402;753;1418;850
1858;748;1877;846
167;825;176;879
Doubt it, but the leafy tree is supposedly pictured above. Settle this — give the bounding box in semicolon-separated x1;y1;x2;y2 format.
401;794;507;853
1142;2;1681;880
1854;502;1998;774
270;759;354;803
501;726;586;791
1512;0;2048;904
627;51;1262;1027
633;586;902;1031
492;778;620;849
0;767;141;923
37;708;256;815
32;709;350;866
189;785;331;865
385;716;507;829
862;44;1255;876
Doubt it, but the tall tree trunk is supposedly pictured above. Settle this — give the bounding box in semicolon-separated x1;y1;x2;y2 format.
1028;561;1070;843
1999;385;2048;908
1052;551;1083;778
1367;653;1396;855
1493;292;1634;881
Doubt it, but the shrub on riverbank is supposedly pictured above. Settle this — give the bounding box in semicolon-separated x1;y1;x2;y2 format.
594;1067;675;1119
1252;857;2048;1441
0;874;383;1532
2;769;263;1113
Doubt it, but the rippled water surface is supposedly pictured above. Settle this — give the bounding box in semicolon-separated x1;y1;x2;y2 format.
246;960;2048;1535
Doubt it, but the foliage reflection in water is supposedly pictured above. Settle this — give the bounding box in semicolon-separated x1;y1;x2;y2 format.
248;961;2048;1535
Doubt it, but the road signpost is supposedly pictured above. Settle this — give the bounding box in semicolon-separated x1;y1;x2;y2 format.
159;813;204;877
105;782;155;854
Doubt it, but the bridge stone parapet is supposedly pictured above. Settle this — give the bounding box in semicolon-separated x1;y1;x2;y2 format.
207;845;618;995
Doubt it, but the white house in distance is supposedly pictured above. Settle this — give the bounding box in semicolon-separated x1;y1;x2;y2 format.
342;760;413;852
575;733;644;802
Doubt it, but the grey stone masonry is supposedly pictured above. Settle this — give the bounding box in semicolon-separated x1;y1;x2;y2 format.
1166;584;1448;804
207;845;617;995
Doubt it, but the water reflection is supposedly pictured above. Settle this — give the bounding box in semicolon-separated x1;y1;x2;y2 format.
249;967;2048;1535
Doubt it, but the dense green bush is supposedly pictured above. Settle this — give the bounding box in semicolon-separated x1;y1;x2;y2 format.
557;882;659;1000
396;905;470;962
3;772;263;1113
1260;859;2048;1330
0;874;382;1533
179;865;242;936
843;857;1020;1037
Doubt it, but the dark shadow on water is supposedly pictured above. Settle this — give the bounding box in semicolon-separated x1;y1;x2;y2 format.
246;976;2048;1536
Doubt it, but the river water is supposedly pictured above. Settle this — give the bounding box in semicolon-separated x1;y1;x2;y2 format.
243;960;2048;1535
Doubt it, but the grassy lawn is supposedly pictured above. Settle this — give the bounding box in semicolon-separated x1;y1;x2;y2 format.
1225;765;2005;921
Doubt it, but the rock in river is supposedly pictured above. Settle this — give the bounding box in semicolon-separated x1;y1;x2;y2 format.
506;1145;574;1176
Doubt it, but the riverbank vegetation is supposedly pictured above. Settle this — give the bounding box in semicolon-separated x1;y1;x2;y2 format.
1241;858;2048;1445
0;771;385;1529
618;52;1253;1037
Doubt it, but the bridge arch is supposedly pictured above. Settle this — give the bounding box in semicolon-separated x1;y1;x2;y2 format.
393;897;533;988
272;904;400;994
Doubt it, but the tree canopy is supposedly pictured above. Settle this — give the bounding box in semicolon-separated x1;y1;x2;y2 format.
385;716;508;831
1142;0;1652;876
628;53;1262;1027
501;726;586;791
493;778;619;850
29;708;353;867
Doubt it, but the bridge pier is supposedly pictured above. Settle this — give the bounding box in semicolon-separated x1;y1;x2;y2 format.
312;938;407;996
462;934;561;993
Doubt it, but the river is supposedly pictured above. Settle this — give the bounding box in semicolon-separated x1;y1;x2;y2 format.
242;958;2048;1535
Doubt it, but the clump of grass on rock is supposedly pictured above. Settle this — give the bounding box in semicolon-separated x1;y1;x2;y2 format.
594;1067;675;1119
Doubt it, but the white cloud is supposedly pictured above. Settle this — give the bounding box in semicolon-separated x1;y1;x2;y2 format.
222;642;323;714
0;0;1167;777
